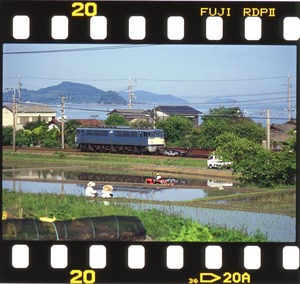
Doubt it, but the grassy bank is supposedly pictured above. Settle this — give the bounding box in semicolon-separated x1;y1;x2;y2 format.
3;150;207;168
3;149;235;181
183;189;296;217
3;191;267;242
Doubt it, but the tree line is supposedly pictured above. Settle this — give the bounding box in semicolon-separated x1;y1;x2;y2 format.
2;106;296;188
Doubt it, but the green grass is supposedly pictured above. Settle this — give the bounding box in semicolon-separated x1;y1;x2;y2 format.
3;150;207;169
3;190;267;242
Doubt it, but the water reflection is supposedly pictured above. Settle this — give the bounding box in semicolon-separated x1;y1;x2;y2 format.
4;168;294;242
207;180;233;189
3;167;233;187
2;179;295;242
2;180;235;201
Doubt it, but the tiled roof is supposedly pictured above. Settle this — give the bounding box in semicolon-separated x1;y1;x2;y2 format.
156;105;201;115
270;119;296;143
271;120;296;133
74;119;104;127
4;103;55;113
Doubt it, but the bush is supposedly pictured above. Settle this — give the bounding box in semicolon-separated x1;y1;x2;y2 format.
167;219;214;242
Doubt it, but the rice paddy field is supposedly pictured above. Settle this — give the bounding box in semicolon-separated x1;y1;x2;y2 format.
2;149;296;241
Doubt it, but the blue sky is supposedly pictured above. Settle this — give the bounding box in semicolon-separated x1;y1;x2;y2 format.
3;44;297;117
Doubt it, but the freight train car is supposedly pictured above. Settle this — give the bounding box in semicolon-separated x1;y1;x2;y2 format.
75;127;165;154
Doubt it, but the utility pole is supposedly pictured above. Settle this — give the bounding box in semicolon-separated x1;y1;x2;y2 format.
4;88;17;153
153;105;158;126
128;75;133;109
266;109;271;151
61;96;65;149
13;89;17;153
18;74;22;102
287;71;291;121
128;75;137;109
60;96;72;149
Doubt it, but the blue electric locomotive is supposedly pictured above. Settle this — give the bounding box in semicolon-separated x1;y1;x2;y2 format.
75;127;165;154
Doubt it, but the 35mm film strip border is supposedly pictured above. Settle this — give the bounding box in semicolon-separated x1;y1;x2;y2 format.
0;1;300;43
10;13;300;42
1;0;300;284
1;242;300;283
9;244;300;270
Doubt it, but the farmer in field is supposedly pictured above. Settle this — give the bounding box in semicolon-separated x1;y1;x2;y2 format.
155;173;162;183
102;184;113;198
86;181;98;197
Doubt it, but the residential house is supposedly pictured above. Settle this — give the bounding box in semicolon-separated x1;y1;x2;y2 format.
154;105;202;126
270;119;296;150
47;117;60;130
108;109;152;123
2;103;56;130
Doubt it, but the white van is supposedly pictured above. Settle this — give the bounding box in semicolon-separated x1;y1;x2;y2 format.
207;155;232;169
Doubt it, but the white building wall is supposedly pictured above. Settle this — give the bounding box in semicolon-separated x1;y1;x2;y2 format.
2;107;55;130
2;108;14;128
156;110;169;121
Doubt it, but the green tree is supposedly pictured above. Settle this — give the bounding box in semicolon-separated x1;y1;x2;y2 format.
42;128;61;148
65;120;81;148
31;124;48;146
181;127;202;148
198;107;265;148
156;115;194;146
216;132;296;187
215;133;261;163
105;113;129;126
237;150;277;187
272;132;296;185
24;116;47;131
130;120;153;129
16;129;31;147
2;126;13;145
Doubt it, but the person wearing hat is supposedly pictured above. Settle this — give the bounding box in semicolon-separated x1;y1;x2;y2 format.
101;184;113;198
155;173;162;183
86;181;98;197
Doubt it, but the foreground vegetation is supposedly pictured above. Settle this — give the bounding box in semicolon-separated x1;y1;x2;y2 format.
3;191;267;242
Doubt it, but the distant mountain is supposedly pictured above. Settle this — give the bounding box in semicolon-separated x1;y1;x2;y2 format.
3;81;189;106
3;82;126;105
119;90;189;105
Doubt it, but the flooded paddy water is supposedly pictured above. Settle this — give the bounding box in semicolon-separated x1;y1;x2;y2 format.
2;167;296;242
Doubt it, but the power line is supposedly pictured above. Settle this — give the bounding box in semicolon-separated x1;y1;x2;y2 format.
137;76;286;83
188;96;296;106
9;75;287;83
187;91;291;100
3;99;292;122
3;44;156;55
